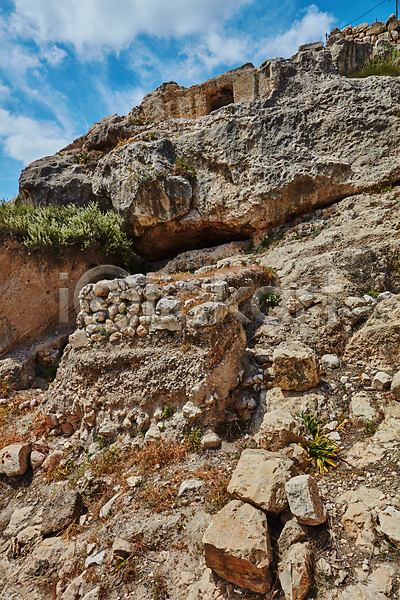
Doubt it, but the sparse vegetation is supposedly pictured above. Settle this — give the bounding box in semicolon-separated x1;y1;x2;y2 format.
183;426;203;452
173;156;196;184
0;202;132;261
260;291;281;308
348;49;400;78
152;573;169;599
74;152;89;164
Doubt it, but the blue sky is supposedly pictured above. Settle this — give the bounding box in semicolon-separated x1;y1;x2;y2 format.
0;0;396;200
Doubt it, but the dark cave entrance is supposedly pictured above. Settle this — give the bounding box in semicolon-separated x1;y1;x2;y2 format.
206;86;234;114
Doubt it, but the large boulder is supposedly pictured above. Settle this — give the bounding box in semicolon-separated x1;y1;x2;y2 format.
272;342;321;391
203;500;273;593
255;410;312;451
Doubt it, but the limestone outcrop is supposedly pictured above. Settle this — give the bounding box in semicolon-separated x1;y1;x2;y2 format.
17;40;400;259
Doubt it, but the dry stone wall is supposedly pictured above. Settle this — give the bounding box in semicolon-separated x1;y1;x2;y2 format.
327;14;400;51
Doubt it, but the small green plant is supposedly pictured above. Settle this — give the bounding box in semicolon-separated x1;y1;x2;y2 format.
120;304;128;315
95;436;109;450
362;420;379;436
260;291;281;308
148;132;158;140
184;427;203;452
97;325;110;338
174;156;196;184
299;412;340;473
74;152;89;164
298;412;321;437
349;48;400;78
305;432;340;473
366;290;380;299
162;405;173;419
369;183;393;195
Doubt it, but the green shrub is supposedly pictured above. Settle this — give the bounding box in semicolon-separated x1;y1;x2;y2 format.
348;49;400;78
0;202;132;261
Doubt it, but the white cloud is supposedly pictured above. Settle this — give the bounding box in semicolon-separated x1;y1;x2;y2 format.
0;109;71;165
11;0;252;55
97;84;147;116
39;45;68;66
258;5;335;59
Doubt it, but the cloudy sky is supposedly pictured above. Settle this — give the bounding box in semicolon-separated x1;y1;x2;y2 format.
0;0;394;199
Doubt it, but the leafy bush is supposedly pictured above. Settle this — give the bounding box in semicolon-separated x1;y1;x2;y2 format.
0;202;132;260
349;49;400;78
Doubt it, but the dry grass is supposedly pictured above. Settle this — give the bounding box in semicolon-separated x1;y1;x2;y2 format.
135;484;178;513
191;465;231;511
152;573;169;599
0;397;50;451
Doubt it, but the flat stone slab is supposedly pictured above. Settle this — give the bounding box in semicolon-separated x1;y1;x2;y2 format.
379;505;400;547
227;449;296;514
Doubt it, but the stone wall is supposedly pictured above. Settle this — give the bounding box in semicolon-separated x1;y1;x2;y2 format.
327;14;400;51
139;62;274;122
47;266;272;439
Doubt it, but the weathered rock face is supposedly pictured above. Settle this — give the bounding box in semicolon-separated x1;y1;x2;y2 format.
0;241;121;358
18;41;400;260
343;295;400;368
202;500;273;593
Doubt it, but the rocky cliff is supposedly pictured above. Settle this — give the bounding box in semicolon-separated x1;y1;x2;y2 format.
16;38;397;259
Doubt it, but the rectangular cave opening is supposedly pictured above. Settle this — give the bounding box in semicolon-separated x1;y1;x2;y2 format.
206;86;235;114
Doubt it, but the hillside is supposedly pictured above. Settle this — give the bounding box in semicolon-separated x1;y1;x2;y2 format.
1;19;400;600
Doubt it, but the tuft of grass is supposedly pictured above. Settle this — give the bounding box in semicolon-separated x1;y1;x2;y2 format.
0;202;132;261
173;156;196;184
304;432;340;473
366;290;380;299
348;49;400;78
298;412;321;438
